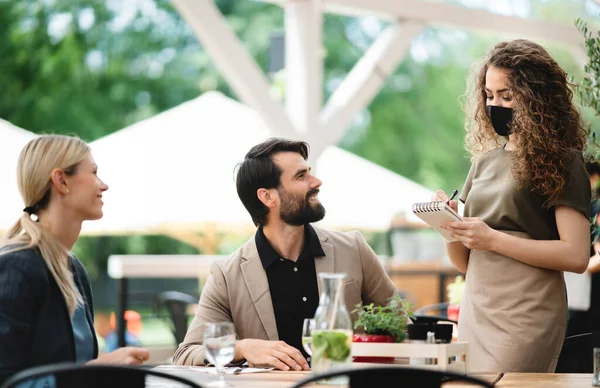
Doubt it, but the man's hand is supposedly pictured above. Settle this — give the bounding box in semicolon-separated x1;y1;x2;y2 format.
236;339;309;371
88;347;150;366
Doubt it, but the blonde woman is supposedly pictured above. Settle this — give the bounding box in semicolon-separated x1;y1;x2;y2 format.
437;39;591;373
0;135;149;383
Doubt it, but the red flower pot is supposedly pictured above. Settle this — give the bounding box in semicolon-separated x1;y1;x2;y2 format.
352;334;395;364
447;304;460;322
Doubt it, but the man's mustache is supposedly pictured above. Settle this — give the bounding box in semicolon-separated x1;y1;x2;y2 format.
306;189;319;200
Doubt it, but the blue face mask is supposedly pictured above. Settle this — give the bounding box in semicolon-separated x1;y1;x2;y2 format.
486;105;513;136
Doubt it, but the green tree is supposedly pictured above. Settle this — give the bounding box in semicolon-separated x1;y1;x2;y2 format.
2;0;599;263
0;0;211;140
576;17;600;117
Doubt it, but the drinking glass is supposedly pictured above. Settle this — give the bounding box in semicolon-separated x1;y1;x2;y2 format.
594;348;600;386
203;322;236;388
302;318;315;356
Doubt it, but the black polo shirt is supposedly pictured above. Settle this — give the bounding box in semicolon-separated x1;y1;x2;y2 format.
255;224;324;360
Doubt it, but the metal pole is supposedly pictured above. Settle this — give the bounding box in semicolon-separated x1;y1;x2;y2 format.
117;277;129;348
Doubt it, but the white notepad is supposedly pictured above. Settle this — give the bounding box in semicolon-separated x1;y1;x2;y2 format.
412;201;463;242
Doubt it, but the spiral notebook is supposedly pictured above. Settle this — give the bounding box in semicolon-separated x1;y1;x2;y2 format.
412;201;463;242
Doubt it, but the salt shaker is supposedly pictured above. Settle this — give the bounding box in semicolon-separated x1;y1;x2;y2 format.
426;331;436;365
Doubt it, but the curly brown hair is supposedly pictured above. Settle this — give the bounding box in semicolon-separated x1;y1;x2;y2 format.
464;39;588;203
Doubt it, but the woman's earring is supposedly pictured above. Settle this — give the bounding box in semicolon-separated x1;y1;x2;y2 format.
66;189;70;194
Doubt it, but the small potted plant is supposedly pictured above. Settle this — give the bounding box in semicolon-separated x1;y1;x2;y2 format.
351;294;414;363
447;276;465;322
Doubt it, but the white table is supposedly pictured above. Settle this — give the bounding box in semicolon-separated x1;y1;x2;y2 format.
107;254;227;347
153;365;596;387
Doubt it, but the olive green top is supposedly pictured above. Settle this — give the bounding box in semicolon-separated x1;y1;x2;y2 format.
459;147;590;240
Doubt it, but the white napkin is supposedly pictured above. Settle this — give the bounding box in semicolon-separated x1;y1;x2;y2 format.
190;366;274;374
564;271;591;311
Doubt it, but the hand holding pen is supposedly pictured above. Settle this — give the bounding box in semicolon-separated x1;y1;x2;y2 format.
433;189;459;211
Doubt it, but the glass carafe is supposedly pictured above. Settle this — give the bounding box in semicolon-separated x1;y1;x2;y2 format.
311;273;353;383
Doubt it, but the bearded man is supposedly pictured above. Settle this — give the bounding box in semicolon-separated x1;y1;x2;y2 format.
172;138;399;371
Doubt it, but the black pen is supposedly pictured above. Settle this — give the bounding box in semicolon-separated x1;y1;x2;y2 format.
446;189;458;205
491;372;505;386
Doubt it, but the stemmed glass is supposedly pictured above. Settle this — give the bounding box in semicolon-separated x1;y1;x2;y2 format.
203;322;236;388
302;318;315;357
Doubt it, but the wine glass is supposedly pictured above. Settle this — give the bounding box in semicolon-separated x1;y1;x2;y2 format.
302;318;315;356
203;322;236;388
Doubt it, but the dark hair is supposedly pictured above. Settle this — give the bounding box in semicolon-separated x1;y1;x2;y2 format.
586;160;600;177
236;138;310;227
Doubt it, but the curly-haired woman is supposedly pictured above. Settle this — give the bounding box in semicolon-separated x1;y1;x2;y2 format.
436;39;591;373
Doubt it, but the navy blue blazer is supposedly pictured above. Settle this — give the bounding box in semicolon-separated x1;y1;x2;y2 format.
0;247;98;383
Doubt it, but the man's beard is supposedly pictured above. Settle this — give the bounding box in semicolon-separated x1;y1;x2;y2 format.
279;188;326;226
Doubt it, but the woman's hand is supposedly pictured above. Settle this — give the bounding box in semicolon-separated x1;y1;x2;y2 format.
434;190;471;272
433;190;458;212
442;217;497;251
588;242;600;274
87;347;150;366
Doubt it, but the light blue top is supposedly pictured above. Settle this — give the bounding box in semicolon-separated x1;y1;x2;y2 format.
14;304;94;388
14;375;56;388
71;303;95;363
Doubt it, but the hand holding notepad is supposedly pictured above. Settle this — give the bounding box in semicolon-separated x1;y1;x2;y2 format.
412;190;463;242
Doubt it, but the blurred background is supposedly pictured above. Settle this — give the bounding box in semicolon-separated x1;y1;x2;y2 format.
1;0;599;362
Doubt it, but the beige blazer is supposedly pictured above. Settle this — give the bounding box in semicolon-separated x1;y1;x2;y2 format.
172;226;398;366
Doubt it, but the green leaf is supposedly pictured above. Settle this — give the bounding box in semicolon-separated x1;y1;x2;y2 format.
312;331;351;362
352;294;413;342
576;16;600;119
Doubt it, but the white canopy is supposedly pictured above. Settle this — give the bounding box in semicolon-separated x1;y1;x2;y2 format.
0;119;37;232
84;91;432;235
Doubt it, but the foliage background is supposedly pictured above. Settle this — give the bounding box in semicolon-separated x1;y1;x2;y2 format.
1;0;599;306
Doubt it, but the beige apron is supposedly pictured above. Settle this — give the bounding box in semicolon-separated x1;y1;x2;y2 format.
458;231;567;373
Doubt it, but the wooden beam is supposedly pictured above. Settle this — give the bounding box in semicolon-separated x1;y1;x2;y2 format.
256;0;584;47
284;0;323;136
171;0;298;139
320;22;423;146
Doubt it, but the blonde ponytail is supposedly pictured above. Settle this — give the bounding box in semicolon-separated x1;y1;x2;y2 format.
0;135;90;317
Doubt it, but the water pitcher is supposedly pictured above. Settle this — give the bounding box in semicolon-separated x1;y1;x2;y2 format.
311;273;353;382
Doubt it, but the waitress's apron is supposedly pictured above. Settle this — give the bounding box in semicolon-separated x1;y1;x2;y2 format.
458;231;567;373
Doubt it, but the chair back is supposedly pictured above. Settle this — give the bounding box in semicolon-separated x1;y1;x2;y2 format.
1;363;204;388
414;302;449;317
412;315;457;325
154;291;199;345
290;366;494;388
413;302;459;325
555;332;593;373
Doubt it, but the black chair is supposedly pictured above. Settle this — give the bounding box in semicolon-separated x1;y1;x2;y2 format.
153;291;199;346
290;366;494;388
413;302;457;325
412;315;457;325
1;363;204;388
555;332;593;373
414;302;449;317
